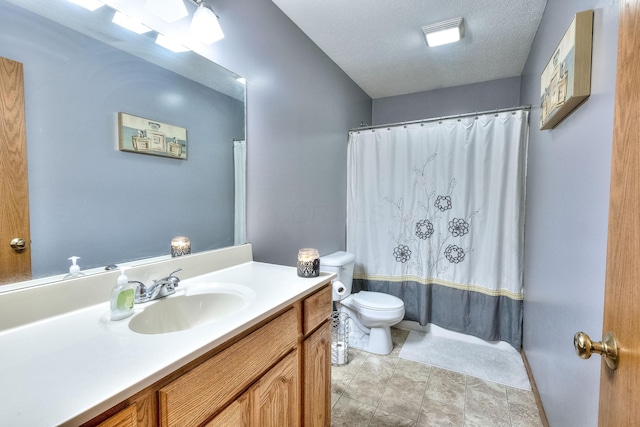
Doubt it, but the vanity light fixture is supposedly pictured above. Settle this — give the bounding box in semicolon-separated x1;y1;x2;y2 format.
145;0;189;23
189;0;224;44
421;17;465;47
68;0;104;11
155;34;190;52
112;11;152;34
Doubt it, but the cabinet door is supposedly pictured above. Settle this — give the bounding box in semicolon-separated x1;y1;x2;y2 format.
252;351;299;426
303;321;331;427
204;394;250;427
95;404;137;427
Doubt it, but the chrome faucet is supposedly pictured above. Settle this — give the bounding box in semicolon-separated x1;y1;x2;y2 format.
133;268;182;303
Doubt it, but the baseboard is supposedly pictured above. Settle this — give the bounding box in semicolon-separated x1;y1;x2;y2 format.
521;349;550;427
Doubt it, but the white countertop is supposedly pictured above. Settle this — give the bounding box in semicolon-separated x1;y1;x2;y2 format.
0;261;333;427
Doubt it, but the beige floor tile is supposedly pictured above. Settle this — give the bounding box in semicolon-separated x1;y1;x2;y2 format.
331;396;376;427
391;327;410;344
343;371;389;406
378;358;427;420
364;353;400;371
466;376;507;399
416;397;464;427
465;385;510;422
464;410;511;427
396;358;432;381
330;327;543;427
331;392;341;408
509;402;544;427
370;408;416;427
429;366;467;387
506;387;537;408
424;368;466;408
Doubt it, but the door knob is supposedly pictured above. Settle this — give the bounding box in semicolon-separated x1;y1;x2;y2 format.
574;331;618;370
10;238;27;251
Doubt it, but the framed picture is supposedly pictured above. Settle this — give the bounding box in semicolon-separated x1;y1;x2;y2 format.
540;10;593;130
118;112;187;159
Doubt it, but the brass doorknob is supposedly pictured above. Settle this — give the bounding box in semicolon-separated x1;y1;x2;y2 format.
10;238;27;251
574;331;618;370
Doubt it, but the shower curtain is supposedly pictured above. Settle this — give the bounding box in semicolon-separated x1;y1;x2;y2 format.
346;110;529;348
233;139;247;245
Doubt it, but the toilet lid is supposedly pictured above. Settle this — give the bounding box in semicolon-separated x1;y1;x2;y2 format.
352;291;404;311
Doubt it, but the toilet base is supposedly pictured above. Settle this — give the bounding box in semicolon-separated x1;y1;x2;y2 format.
348;319;394;355
367;325;394;355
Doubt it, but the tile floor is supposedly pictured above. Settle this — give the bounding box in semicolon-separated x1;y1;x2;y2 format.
330;328;544;427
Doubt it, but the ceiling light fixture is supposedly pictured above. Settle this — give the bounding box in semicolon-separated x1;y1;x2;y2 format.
155;34;190;52
421;17;465;47
189;1;224;44
145;0;189;23
112;11;152;34
67;0;105;11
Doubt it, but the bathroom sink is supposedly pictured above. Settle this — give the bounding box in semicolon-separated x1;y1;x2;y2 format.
127;284;255;335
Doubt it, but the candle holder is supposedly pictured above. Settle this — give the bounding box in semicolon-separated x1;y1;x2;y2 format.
297;248;320;277
171;236;191;257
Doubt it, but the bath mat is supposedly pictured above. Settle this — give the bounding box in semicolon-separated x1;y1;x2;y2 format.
399;331;531;390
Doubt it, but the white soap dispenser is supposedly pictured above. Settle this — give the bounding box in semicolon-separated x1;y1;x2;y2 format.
110;267;135;321
63;256;85;279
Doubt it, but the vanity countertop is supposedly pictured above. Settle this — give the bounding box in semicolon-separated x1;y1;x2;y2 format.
0;261;334;427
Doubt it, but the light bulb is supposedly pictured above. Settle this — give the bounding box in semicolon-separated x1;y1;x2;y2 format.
190;4;224;44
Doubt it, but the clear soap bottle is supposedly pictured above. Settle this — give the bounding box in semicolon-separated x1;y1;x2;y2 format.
63;256;85;279
110;267;135;320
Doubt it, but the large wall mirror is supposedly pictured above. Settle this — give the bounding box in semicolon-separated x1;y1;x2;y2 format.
0;0;246;289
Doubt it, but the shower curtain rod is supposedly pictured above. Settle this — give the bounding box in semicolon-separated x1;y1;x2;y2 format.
349;105;531;132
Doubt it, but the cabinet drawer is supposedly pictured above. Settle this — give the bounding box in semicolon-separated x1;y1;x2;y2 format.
303;285;331;335
159;308;298;427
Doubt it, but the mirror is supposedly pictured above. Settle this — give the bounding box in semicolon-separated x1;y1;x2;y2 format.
0;0;246;287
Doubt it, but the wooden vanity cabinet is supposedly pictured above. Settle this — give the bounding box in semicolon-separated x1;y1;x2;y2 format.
94;404;137;427
82;284;331;427
302;285;332;427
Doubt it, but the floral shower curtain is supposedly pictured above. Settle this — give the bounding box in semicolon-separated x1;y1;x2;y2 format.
346;110;529;348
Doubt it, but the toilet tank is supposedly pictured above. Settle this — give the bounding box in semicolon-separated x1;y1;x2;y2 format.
320;251;355;300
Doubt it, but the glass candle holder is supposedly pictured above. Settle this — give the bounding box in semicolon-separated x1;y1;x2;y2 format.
297;248;320;278
171;236;191;257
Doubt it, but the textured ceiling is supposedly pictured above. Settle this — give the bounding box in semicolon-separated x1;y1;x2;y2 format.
271;0;548;99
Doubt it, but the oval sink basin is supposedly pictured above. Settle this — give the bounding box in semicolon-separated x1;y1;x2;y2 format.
128;288;251;335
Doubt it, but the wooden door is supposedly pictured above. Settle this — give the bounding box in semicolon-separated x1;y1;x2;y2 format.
598;0;640;424
0;56;31;285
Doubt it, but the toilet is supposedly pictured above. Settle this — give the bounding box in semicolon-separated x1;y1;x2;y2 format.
321;251;405;355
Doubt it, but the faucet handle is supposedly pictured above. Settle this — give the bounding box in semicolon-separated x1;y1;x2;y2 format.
130;280;148;303
168;268;182;285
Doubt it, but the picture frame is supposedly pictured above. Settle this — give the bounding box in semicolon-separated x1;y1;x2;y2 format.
540;10;593;130
118;112;187;159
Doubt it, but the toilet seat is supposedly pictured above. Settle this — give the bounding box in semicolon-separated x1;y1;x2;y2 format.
351;291;404;311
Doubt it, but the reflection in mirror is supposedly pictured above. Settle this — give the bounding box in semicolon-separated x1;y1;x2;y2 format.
0;0;246;288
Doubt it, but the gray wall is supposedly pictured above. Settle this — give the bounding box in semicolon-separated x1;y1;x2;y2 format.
372;76;521;125
206;0;372;265
0;2;244;277
520;1;618;426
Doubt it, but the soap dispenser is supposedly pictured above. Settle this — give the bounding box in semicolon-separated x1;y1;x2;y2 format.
63;256;85;279
110;267;135;321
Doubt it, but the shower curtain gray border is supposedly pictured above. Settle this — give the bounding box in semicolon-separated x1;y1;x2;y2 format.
353;278;524;349
349;105;531;133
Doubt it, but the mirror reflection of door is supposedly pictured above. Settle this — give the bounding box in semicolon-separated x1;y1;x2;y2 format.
0;56;31;285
